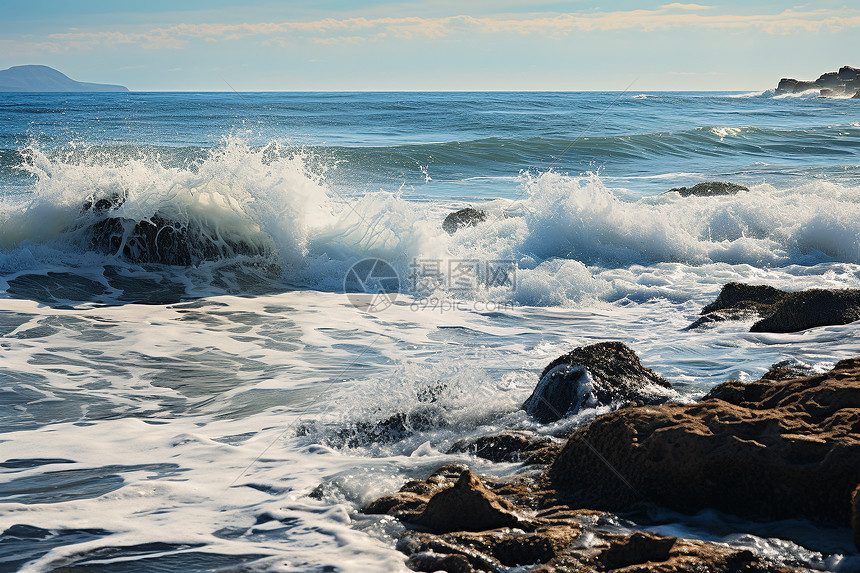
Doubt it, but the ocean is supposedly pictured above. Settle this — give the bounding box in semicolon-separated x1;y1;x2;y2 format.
0;90;859;572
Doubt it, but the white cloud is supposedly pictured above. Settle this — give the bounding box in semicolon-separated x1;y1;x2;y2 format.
29;7;860;52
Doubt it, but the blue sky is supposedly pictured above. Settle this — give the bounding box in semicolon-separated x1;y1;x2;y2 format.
1;1;856;90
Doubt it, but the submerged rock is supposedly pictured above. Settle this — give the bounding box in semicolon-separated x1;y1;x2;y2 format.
667;181;749;197
522;341;673;424
442;208;487;235
548;359;860;527
691;282;860;333
81;192;270;266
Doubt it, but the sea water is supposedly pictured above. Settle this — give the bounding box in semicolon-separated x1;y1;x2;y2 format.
0;91;859;572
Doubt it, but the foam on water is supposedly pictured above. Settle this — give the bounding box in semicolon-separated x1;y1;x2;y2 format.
3;141;860;309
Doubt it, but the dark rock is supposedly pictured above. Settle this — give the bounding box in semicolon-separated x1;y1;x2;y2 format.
854;91;860;99
684;308;758;330
667;181;749;197
442;208;487;235
548;359;860;527
851;485;860;549
751;288;860;333
838;66;860;81
410;469;525;533
774;66;860;96
694;283;860;333
327;403;448;448
598;532;676;570
853;484;860;550
523;341;673;424
701;282;787;315
447;431;559;464
406;552;475;573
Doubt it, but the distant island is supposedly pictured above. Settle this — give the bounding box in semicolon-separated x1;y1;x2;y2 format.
775;65;859;98
0;65;128;93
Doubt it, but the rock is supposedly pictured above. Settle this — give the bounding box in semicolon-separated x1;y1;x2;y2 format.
368;464;808;572
854;91;860;99
693;283;860;333
853;485;860;551
410;469;525;533
838;66;860;81
667;181;749;197
774;66;860;96
701;282;787;315
523;341;673;424
598;532;676;570
750;288;860;333
684;308;758;330
758;359;815;382
548;359;860;527
447;431;560;464
442;208;487;235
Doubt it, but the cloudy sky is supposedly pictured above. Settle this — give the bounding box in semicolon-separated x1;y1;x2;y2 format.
1;1;856;90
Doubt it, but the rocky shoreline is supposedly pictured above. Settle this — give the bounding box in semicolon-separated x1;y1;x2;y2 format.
774;66;860;98
355;309;860;572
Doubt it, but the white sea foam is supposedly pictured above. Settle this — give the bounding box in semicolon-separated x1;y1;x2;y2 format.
3;141;860;309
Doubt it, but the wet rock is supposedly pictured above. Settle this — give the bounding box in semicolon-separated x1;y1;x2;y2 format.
548;359;860;527
447;431;560;465
853;485;860;551
683;308;758;330
759;359;816;382
523;341;673;424
368;464;807;572
598;531;676;570
700;282;786;315
323;403;448;449
410;469;525;533
692;282;860;333
667;181;748;197
750;288;860;333
442;208;487;235
775;66;860;96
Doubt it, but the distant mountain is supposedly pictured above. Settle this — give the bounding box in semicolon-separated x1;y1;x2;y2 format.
0;65;128;92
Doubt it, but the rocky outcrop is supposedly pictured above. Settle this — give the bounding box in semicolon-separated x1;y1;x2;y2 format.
366;464;803;572
442;208;487;235
548;358;860;527
522;342;673;423
775;65;860;96
667;181;748;197
447;431;560;465
82;193;269;266
751;288;860;333
688;282;860;332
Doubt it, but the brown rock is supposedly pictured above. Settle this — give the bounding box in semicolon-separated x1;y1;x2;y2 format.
700;282;786;316
410;469;525;533
598;532;676;570
548;359;860;526
523;341;673;424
